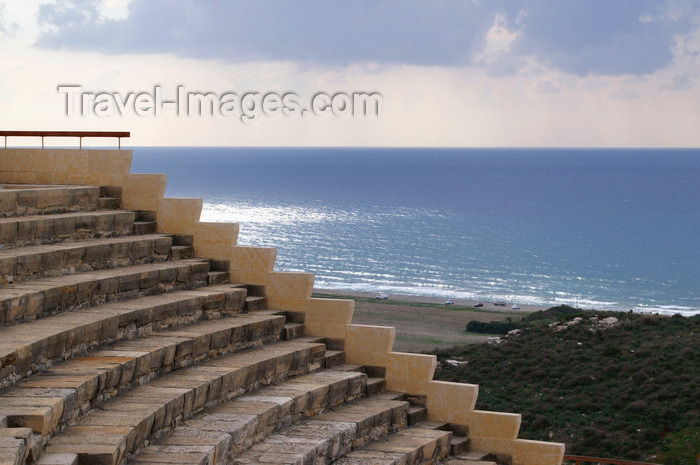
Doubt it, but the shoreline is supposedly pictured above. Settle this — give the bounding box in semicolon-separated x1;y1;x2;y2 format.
313;288;550;313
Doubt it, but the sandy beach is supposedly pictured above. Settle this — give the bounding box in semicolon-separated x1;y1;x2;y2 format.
312;288;549;353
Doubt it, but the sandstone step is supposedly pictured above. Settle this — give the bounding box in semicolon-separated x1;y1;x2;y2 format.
206;272;228;286
444;458;498;465
365;377;386;396
0;427;33;465
136;370;367;465
170;246;193;261
99;187;122;199
97;198;121;210
334;426;452;465
412;419;449;431
35;453;79;465
171;236;193;247
133;211;156;223
323;350;345;369
407;406;428;426
0;285;247;388
0;259;211;327
45;340;327;465
0;211;136;250
0;186;99;218
0;234;175;285
283;323;304;341
283;310;305;324
244;296;267;313
450;435;471;456
231;395;410;465
0;312;286;437
132;222;156;235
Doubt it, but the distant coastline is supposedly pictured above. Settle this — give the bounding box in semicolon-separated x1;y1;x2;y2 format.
132;147;700;317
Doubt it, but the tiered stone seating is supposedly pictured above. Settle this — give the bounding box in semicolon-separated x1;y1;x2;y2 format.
0;148;565;465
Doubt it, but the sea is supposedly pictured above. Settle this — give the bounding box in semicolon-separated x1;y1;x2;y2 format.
130;147;700;316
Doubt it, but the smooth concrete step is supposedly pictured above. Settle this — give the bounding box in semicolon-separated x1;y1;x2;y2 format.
0;186;99;218
231;395;410;465
45;340;327;465
0;211;136;250
134;370;368;465
0;234;175;285
334;426;452;465
0;285;247;388
0;259;211;326
0;312;286;437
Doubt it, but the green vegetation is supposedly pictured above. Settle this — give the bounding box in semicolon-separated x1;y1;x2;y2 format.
433;310;700;463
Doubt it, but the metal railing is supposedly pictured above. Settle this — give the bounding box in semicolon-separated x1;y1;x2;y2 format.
0;131;130;149
564;455;662;465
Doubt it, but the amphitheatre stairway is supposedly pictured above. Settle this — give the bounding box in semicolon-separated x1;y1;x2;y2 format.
0;147;565;465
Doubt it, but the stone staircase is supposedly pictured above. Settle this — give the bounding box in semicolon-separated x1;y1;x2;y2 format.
0;147;565;465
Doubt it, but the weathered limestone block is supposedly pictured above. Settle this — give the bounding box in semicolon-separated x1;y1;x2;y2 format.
345;324;396;368
385;352;436;396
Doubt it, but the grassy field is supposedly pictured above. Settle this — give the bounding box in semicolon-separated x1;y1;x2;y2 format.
312;292;526;352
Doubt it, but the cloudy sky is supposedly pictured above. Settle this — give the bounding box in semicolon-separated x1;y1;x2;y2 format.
1;0;699;147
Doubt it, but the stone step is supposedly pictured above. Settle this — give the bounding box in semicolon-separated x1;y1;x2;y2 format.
0;284;248;388
35;453;79;465
206;272;228;286
97;198;121;210
365;377;386;396
231;395;410;465
0;427;33;465
45;340;327;465
0;234;175;285
334;426;452;465
135;370;368;465
98;187;122;199
132;222;156;235
449;435;471;456
0;259;211;327
323;350;345;369
0;311;286;437
0;211;136;250
0;186;99;218
283;323;304;341
170;246;193;261
244;296;267;313
407;406;428;426
446;450;499;465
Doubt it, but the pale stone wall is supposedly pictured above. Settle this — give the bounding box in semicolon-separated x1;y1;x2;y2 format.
0;147;565;465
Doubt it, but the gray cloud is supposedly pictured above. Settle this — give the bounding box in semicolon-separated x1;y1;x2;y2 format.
35;0;696;76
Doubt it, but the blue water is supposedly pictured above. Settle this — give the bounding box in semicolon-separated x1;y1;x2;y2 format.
131;147;700;315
